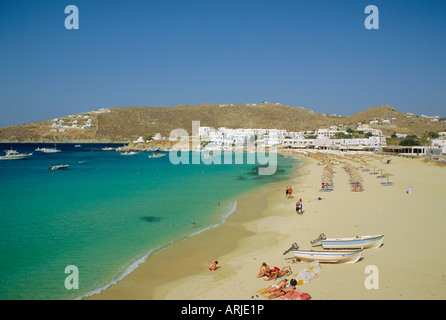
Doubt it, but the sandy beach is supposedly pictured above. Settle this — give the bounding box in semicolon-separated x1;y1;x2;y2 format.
88;152;446;300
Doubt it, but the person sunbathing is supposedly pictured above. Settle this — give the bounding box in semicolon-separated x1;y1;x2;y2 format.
267;280;298;299
264;266;292;281
256;262;271;278
257;278;288;294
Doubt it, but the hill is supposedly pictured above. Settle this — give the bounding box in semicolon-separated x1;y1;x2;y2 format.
0;103;444;143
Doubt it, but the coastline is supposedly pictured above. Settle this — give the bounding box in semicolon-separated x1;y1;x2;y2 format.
88;152;446;300
86;154;306;300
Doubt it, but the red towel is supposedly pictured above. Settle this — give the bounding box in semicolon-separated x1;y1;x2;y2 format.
280;290;311;300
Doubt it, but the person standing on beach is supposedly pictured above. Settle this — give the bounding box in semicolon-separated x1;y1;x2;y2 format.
289;186;293;198
285;187;289;199
296;199;302;215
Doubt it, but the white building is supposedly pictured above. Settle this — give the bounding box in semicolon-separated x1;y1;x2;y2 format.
199;126;386;150
153;133;162;140
431;139;446;154
356;124;382;136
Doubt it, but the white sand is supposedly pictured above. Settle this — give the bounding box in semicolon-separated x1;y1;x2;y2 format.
89;153;446;300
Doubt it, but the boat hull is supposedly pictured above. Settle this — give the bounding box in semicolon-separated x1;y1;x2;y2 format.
49;165;69;170
294;249;362;264
0;155;31;160
148;154;166;158
0;151;32;160
321;234;384;249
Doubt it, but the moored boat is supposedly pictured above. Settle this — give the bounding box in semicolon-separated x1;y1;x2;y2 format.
49;164;69;170
42;147;61;153
148;153;166;158
294;249;362;264
121;151;138;156
0;150;32;160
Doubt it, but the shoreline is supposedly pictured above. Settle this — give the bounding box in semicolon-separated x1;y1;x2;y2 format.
86;154;306;300
88;152;446;300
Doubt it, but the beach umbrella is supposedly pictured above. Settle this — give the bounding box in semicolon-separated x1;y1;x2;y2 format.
322;177;333;184
376;168;386;178
382;172;393;183
369;165;378;174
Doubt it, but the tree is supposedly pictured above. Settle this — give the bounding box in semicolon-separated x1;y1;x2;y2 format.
334;132;353;139
346;128;355;134
399;138;420;146
427;132;439;139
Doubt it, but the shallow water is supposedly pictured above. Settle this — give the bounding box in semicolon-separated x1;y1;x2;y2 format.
0;144;299;299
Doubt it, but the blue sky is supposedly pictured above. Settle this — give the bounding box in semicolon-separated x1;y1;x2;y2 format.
1;0;445;127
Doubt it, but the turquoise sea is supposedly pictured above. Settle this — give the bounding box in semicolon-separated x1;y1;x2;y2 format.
0;143;299;300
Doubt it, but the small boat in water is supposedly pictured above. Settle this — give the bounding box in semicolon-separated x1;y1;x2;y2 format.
148;153;166;158
0;150;32;160
121;151;138;156
49;164;69;170
294;249;363;264
313;234;385;249
42;147;61;153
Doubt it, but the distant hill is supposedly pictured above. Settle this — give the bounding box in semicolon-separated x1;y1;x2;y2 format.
0;103;445;143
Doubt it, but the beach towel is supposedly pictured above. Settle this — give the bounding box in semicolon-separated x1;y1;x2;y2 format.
280;290;311;300
280;290;302;300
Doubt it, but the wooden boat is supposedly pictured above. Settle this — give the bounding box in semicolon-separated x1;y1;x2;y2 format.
320;234;384;249
294;249;362;264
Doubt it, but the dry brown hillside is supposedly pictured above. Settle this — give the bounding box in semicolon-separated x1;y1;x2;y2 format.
0;103;444;143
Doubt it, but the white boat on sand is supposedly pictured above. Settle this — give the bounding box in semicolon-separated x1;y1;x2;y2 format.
311;233;384;249
0;150;32;160
294;249;363;264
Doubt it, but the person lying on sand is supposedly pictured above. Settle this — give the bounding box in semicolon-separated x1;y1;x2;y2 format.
264;266;292;281
267;282;297;299
257;278;288;294
256;262;271;278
